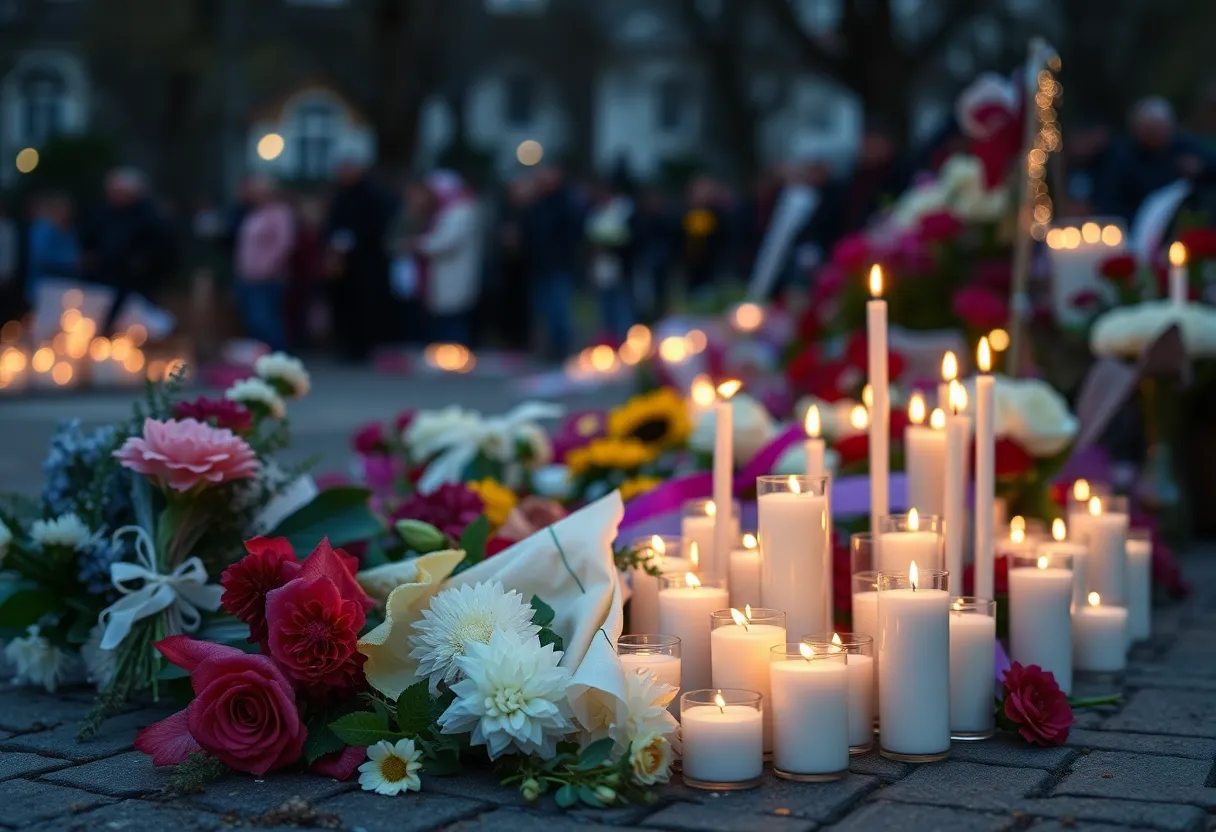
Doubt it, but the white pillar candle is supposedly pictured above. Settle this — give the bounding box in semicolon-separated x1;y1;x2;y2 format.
757;475;830;641
867;265;890;539
680;690;764;788
948;598;996;739
1008;553;1074;694
938;350;958;413
851;573;880;715
973;338;996;601
877;564;950;760
1127;531;1152;642
1074;592;1128;673
682;500;739;569
729;534;761;609
712;380;742;582
628;535;690;636
1168;242;1187;305
711;609;786;752
944;382;971;586
905;396;947;519
659;574;729;696
769;646;849;779
1085;496;1129;605
804;633;874;751
878;509;942;576
1039;519;1088;611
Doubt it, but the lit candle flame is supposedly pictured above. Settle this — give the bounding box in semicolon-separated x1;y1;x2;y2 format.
909;560;919;590
1074;479;1090;502
929;408;946;430
831;632;843;646
941;351;958;382
869;264;883;297
1011;528;1026;544
977;337;992;373
788;475;802;495
908;507;920;532
651;534;666;556
1088;591;1101;607
686;572;701;589
689;541;699;568
714;690;726;711
745;604;753;620
1169;242;1187;267
1037;555;1049;569
742;533;757;549
1052;518;1066;542
953;599;965;611
717;379;742;400
862;384;874;410
1011;515;1026;533
705;500;717;518
851;404;869;430
730;608;749;630
804;405;821;438
690;375;716;408
949;379;968;413
908;393;926;425
1088;496;1102;517
799;643;815;661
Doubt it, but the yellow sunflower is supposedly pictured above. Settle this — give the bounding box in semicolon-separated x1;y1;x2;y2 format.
566;437;659;476
467;478;518;528
619;476;663;503
607;388;692;450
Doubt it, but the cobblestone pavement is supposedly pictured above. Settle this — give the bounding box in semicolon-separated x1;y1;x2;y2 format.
0;550;1212;831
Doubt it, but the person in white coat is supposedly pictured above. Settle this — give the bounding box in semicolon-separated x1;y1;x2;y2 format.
415;171;481;345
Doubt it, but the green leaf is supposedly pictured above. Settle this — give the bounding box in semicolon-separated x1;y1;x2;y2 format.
327;710;400;747
303;718;347;765
574;737;614;770
529;595;555;628
458;515;491;565
555;783;578;809
156;502;184;559
395;681;434;738
577;785;604;808
0;587;62;629
538;627;564;653
268;486;384;552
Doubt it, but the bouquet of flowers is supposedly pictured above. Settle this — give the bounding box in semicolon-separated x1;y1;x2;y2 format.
0;353;381;733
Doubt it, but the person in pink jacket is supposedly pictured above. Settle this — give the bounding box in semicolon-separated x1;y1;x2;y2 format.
234;176;295;350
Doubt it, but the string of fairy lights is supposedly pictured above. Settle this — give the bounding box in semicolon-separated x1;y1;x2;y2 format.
1027;50;1063;240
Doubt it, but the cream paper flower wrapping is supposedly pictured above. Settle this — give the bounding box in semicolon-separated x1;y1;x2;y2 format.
358;493;628;738
1090;301;1216;359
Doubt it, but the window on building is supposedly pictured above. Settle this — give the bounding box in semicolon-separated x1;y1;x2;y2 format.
20;67;67;146
503;75;535;127
293;100;338;179
655;77;686;134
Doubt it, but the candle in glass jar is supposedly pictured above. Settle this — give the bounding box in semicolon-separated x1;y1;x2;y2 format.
948;598;996;739
1038;519;1088;611
659;573;728;695
995;517;1038;560
1127;530;1152;642
769;645;849;780
1074;592;1128;673
878;509;942;576
757;476;830;641
1008;553;1074;694
711;608;786;752
729;534;761;609
680;690;764;789
805;633;873;752
682;500;739;572
629;535;690;636
905;396;947;519
616;635;682;694
1085;496;1129;605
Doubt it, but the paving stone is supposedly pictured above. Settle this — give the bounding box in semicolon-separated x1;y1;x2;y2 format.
946;735;1079;770
1015;797;1206;831
0;751;70;780
846;751;912;780
42;751;169;797
1067;728;1216;760
0;778;114;828
641;802;816;832
1125;673;1216;692
320;789;486;832
185;773;353;815
21;799;228;832
1026;823;1143;832
1;707;169;760
1103;689;1216;738
443;809;632;831
1070;710;1107;729
828;801;1014;831
0;692;92;733
1052;750;1216;809
422;767;532;807
662;773;878;824
879;761;1052;812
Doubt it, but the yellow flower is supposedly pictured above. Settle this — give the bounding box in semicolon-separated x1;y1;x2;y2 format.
468;478;517;528
566;438;658;476
630;733;674;785
619;476;662;503
607;388;692;450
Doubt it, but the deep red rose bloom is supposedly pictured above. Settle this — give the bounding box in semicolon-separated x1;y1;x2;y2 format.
393;409;416;435
134;637;306;775
1049;481;1069;508
832;531;852;629
994;437;1035;478
352;422;388;455
963;555;1010;596
1070;289;1102;310
889;409;910;441
173;397;253;434
1178;227;1216;260
973;260;1013;292
890;233;935;274
953;286;1009;330
832;232;871;273
221;537;301;644
919;210;964;242
1099;254;1137;281
392;483;484;541
297;537;375;617
835;434;869;468
265;575;365;689
1001;661;1074;746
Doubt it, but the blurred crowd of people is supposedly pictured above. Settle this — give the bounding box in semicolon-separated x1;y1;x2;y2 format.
1;92;1215;365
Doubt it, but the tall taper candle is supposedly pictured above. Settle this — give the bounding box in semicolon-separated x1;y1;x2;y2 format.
1169;242;1187;305
938;351;958;413
973;337;996;601
712;380;742;583
867;265;890;542
804;405;832;628
944;381;970;588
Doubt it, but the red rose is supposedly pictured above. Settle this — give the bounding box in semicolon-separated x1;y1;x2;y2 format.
393;409;416;435
485;536;513;558
1049;481;1069;508
134;636;306;775
265;574;366;690
835;434;869;468
1099;254;1137;281
994;438;1035;478
296;537;375;616
352;422;388;455
1000;661;1074;746
173;397;253;434
952;286;1008;330
919;210;963;242
832;232;871;273
220;537;301;644
889;408;910;441
1178;227;1216;260
1070;289;1102;310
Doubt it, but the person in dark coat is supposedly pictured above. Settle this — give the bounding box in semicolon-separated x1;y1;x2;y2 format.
680;176;726;295
838;123;909;235
494;177;535;351
522;166;583;361
323;159;396;362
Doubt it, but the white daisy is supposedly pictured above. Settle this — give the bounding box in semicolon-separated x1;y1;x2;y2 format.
0;517;11;565
629;732;674;785
225;377;286;419
254;351;311;398
80;623;116;690
29;513;91;550
4;625;69;693
357;738;423;795
409;581;539;693
437;628;573;759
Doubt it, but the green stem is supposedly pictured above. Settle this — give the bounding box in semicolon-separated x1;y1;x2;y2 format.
1069;694;1121;709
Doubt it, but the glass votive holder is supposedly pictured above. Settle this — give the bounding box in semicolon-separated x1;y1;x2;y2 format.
756;475;831;641
679;688;764;790
681;497;740;575
1126;528;1152;643
710;608;786;754
947;597;996;741
1083;494;1130;606
729;532;761;609
850;531;874;575
769;645;849;781
876;568;950;763
1008;552;1074;695
616;634;681;698
627;535;687;635
850;571;880;731
659;573;728;696
995;515;1048;559
1066;479;1111;519
803;632;874;754
1073;591;1128;678
877;511;943;577
1037;521;1089;611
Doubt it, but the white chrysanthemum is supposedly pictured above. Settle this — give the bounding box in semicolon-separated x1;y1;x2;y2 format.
437;629;573;759
4;625;69;693
254;351;311;398
609;668;679;752
405;406;483;461
0;517;11;565
225;377;286;419
80;624;116;690
358;738;423;795
30;513;90;550
629;732;674;785
409;581;540;693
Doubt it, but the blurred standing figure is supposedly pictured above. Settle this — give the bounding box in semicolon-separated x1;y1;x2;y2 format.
680;176;725;296
234;176;294;351
287;196;326;350
413;171;481;346
495;177;534;350
839;122;908;235
523;166;583;361
585;178;635;341
385;179;434;345
631;187;675;323
25;192;78;304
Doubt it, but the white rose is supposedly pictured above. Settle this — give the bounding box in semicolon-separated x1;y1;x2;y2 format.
404;406;483;461
0;518;11;565
254;351;311;398
225;377;286;419
966;375;1077;458
689;393;775;465
629;733;674;786
1091;301;1216;359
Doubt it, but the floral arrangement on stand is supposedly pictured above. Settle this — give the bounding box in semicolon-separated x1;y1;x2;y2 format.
0;353;381;733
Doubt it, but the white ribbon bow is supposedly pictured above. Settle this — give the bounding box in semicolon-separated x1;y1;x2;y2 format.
417;401;564;494
98;526;224;651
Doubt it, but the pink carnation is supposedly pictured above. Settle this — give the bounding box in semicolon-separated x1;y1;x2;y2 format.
114;418;259;492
